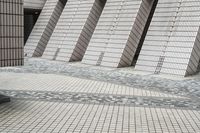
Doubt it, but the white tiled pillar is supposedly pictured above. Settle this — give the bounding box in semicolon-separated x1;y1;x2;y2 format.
0;0;24;67
135;0;200;77
24;0;66;57
42;0;105;62
82;0;155;67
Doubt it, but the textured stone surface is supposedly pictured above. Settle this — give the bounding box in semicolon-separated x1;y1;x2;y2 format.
1;90;198;109
1;58;200;100
0;58;200;132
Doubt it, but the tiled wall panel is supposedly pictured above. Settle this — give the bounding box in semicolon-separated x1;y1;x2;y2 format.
0;0;24;67
82;0;155;67
42;0;105;62
24;0;66;57
135;0;180;73
135;0;200;77
24;0;46;9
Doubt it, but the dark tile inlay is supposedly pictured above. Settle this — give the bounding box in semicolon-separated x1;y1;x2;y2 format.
0;90;199;110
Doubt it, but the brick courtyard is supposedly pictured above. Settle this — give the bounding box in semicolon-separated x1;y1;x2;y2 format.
0;58;200;133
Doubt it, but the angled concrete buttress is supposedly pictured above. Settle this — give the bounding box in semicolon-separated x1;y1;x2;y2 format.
82;0;155;67
24;0;67;57
42;0;106;62
135;0;200;77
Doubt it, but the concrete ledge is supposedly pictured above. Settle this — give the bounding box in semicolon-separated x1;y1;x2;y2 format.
0;94;10;104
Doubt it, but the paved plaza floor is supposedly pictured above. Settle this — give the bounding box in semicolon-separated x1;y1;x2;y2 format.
0;58;200;133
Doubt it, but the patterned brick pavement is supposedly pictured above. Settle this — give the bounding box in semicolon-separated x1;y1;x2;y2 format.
0;58;200;133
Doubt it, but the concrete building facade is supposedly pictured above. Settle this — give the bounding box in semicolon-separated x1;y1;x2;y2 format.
24;0;200;77
82;0;155;67
0;0;24;67
24;0;66;57
135;0;200;76
1;0;200;77
42;0;106;61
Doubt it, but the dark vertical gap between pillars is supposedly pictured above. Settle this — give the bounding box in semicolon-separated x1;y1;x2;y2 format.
131;0;158;66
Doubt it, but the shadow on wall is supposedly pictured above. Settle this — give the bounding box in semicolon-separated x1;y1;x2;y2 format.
24;9;41;44
131;0;158;67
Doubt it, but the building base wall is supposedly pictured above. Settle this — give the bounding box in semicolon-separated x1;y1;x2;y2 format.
0;0;24;67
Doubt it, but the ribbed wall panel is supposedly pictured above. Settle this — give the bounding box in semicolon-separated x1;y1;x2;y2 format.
42;0;105;62
0;0;24;67
135;0;180;74
135;0;200;77
24;0;46;9
82;0;154;67
24;0;66;57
